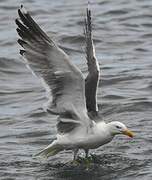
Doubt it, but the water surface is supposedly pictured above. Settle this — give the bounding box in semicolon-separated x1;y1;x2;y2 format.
0;0;152;179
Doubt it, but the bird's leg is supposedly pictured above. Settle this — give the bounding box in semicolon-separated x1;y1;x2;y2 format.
85;149;94;160
71;149;79;165
73;149;79;161
84;149;92;169
85;149;89;159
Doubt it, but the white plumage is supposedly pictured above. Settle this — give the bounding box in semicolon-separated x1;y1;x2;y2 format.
16;5;134;160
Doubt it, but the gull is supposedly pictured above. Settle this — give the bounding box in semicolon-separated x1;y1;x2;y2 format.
15;5;134;161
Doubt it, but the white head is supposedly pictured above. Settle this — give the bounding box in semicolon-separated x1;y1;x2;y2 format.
107;121;134;138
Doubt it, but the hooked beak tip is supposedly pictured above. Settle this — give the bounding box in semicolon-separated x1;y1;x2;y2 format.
122;129;134;138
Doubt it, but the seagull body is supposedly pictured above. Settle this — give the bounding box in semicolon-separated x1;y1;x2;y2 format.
57;122;112;149
16;5;134;160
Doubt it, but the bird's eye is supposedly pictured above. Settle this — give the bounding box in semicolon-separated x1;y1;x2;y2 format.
116;125;121;129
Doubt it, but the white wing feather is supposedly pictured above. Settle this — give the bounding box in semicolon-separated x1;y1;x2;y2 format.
16;6;91;130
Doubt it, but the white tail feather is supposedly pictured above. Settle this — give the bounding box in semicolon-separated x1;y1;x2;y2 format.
34;141;62;159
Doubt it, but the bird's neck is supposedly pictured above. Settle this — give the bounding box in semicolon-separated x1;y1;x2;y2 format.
96;121;114;138
106;122;118;137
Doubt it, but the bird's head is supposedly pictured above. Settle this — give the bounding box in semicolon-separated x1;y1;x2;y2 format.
107;121;134;138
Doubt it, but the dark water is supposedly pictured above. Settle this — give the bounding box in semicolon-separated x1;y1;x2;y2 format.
0;0;152;179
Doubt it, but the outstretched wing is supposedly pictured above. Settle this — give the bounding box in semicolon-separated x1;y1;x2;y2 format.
84;8;100;118
16;5;91;132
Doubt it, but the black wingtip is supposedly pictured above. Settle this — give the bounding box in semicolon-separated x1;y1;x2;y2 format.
20;49;25;55
16;28;23;38
87;7;91;16
18;8;22;17
16;28;20;35
15;18;19;26
15;18;21;26
18;4;27;17
18;39;22;45
18;39;27;47
18;5;23;16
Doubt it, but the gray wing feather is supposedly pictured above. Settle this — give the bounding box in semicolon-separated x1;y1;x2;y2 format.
16;5;91;132
84;8;100;118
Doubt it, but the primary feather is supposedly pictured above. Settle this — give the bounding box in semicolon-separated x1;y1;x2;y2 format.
16;5;92;135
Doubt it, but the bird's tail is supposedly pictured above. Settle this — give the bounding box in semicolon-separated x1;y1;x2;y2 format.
34;141;62;159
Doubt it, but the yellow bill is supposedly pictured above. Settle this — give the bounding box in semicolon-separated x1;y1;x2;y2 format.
123;129;134;138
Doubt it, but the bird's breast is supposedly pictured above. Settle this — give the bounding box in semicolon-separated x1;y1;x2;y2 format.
79;132;113;149
57;124;113;150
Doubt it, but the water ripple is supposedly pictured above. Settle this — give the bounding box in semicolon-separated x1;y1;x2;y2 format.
0;0;152;179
